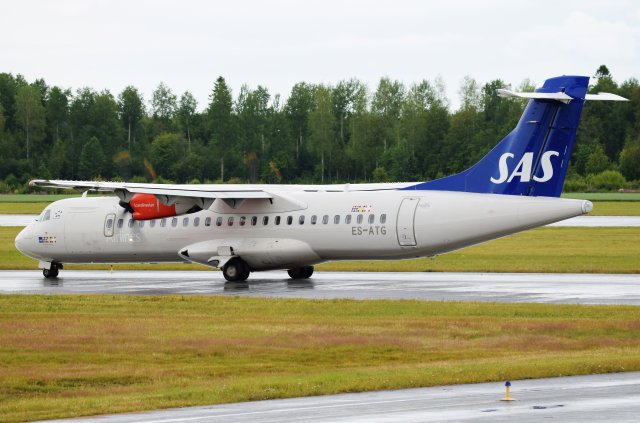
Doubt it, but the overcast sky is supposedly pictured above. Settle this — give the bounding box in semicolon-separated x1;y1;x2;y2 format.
1;0;638;111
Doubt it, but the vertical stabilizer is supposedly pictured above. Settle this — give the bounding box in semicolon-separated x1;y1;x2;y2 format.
403;75;590;197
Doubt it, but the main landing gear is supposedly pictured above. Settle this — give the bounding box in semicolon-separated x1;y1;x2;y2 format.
222;260;315;282
287;266;314;279
222;258;250;282
43;263;61;279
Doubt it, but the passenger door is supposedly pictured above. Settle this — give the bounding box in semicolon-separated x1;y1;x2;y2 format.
104;213;115;237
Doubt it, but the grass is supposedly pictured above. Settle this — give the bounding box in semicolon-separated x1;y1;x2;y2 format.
1;294;639;422
0;202;50;214
3;226;639;273
563;192;640;201
0;194;80;202
587;202;640;216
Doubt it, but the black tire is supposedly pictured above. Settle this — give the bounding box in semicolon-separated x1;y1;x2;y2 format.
43;264;59;279
223;259;250;282
287;266;314;279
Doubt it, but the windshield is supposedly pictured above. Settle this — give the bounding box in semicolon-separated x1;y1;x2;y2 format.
40;209;51;222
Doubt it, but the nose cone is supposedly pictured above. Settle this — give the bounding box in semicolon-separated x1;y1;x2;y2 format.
15;227;34;257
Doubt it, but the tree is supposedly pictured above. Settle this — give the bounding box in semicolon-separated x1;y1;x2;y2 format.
401;79;449;179
177;91;197;152
151;82;177;122
46;86;70;143
308;85;335;183
371;78;405;151
118;86;145;150
285;82;315;159
14;85;46;159
584;142;613;175
206;77;234;180
619;138;640;181
78;136;105;179
150;133;184;180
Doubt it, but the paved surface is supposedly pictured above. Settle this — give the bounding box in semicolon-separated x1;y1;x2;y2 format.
34;372;640;422
2;270;640;305
3;214;640;227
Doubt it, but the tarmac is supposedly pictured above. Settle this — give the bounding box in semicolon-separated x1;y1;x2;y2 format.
2;270;640;305
34;372;640;422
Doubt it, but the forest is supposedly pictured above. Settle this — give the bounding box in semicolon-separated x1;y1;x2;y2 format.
0;65;638;193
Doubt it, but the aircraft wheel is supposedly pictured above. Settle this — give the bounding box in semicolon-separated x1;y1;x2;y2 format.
43;264;59;279
287;266;314;279
223;259;250;282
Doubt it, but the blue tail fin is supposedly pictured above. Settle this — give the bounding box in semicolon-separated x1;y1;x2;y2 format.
402;75;590;197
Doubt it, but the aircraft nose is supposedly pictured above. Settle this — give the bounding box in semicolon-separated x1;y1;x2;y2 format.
15;227;34;256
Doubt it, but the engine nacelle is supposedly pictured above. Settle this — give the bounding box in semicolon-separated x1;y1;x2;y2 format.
128;193;202;220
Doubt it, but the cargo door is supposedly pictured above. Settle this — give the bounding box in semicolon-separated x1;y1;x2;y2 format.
396;198;419;246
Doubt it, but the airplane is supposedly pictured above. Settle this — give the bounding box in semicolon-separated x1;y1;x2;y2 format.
14;75;627;281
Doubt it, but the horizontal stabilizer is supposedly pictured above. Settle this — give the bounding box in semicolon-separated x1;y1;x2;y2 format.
584;92;629;101
496;89;573;103
497;89;628;104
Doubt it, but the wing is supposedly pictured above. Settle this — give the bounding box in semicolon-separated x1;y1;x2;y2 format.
29;179;291;211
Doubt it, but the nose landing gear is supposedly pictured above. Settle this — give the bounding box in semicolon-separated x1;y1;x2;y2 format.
222;258;250;282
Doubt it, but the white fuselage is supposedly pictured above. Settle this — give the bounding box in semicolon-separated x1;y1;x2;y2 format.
15;189;591;272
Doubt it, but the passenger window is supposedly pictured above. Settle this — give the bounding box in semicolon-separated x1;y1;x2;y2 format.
357;214;363;224
299;215;305;225
239;216;246;226
275;216;281;225
128;218;134;228
369;214;375;224
334;215;340;224
205;217;212;227
251;216;257;226
287;216;293;225
311;215;317;225
171;217;178;227
380;214;387;224
150;220;156;228
345;215;352;224
183;217;189;227
106;218;113;229
117;219;124;228
138;220;145;228
322;215;329;224
262;216;269;225
194;217;200;227
215;217;222;226
160;218;167;227
228;217;234;226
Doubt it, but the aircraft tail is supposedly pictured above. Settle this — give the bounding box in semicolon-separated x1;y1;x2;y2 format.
402;75;611;197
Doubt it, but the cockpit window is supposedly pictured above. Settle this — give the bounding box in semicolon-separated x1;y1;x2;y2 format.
40;209;51;222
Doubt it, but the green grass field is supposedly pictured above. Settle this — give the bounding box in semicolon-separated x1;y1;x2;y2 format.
1;295;639;422
0;194;78;202
3;226;639;273
563;192;640;201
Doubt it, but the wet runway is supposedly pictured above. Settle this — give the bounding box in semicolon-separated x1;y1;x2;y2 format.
36;372;640;422
2;270;640;305
2;214;640;227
